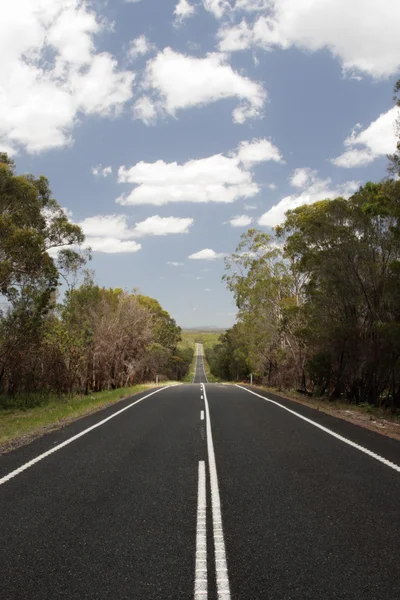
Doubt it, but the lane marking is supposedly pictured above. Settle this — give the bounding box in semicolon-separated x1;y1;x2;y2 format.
201;411;204;421
195;461;208;600
202;383;231;600
235;385;400;474
0;385;178;486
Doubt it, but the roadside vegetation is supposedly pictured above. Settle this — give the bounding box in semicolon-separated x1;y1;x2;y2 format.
0;153;192;422
207;79;400;416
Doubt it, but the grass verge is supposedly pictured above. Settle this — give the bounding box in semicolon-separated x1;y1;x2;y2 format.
244;384;400;442
0;383;178;453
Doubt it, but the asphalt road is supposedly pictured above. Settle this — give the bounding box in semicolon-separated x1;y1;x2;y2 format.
1;378;400;599
193;343;208;383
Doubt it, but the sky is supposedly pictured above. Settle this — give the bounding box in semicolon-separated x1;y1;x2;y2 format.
1;0;400;328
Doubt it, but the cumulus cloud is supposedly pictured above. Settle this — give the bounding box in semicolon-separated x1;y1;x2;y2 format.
174;0;196;25
127;35;156;61
117;138;283;206
0;0;135;155
77;214;192;253
132;96;158;125
258;169;359;228
92;165;113;177
229;214;253;226
82;238;142;254
290;167;317;188
331;107;399;168
189;248;226;260
236;137;284;166
167;261;185;266
203;0;231;18
135;48;266;125
131;215;193;236
216;0;400;78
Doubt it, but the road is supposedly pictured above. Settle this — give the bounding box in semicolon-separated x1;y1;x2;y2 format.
1;348;400;599
193;343;208;383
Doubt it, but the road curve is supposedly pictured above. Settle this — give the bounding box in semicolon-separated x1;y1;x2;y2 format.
1;382;400;599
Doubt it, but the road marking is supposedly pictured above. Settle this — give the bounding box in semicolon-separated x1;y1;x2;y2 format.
0;385;178;486
201;411;204;421
202;383;231;600
236;385;400;474
195;461;208;600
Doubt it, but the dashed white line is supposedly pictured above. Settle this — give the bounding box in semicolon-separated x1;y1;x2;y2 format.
195;461;208;599
235;385;400;473
201;411;204;421
202;383;231;600
0;385;178;486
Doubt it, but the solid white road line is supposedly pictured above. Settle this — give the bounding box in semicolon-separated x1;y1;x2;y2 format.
236;385;400;474
0;385;178;486
195;461;208;599
201;411;205;421
202;383;231;600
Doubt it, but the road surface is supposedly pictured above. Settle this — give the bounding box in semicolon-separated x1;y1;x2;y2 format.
193;343;208;383
1;351;400;599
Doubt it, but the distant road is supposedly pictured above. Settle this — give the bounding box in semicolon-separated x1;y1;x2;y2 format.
1;378;400;598
192;343;208;383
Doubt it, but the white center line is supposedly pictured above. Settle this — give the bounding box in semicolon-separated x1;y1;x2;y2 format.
202;383;231;600
235;385;400;473
200;410;204;421
0;385;179;486
195;461;208;599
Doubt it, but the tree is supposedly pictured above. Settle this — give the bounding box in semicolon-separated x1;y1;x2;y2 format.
0;153;85;304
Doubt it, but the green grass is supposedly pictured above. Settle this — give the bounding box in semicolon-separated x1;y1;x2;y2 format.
0;383;178;450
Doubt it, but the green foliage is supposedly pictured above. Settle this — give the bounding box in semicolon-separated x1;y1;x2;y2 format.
217;179;400;408
0;156;189;409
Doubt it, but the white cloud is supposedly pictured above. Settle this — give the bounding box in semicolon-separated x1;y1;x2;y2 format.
244;203;257;210
82;238;142;254
136;48;266;125
174;0;196;25
216;0;400;78
203;0;231;18
237;138;284;166
229;214;253;227
117;138;283;206
131;215;193;236
92;165;113;177
267;183;277;190
132;96;158;125
0;0;135;154
234;0;270;10
290;167;317;188
77;214;192;253
258;169;359;228
204;288;211;291
127;35;156;61
189;248;226;260
331;107;399;168
167;261;185;266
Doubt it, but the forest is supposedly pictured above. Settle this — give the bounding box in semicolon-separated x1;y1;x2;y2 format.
206;79;400;410
0;153;193;409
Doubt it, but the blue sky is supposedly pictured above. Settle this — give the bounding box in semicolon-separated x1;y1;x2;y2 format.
2;0;400;328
